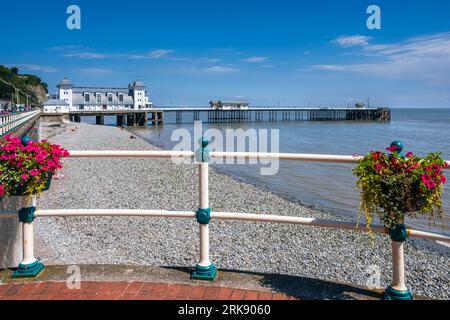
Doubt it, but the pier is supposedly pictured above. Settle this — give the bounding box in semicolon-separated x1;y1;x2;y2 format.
164;107;391;124
64;107;390;126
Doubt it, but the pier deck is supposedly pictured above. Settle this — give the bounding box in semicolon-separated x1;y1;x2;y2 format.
161;107;391;125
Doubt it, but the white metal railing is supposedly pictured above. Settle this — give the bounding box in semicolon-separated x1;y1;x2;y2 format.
2;146;450;298
0;110;41;136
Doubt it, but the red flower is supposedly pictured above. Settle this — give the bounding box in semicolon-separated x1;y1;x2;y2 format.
441;176;447;184
405;152;414;157
444;162;449;169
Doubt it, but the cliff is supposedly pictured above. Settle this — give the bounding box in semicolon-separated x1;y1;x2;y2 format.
0;65;48;106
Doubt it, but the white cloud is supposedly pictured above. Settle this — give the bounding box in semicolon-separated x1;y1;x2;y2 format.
312;32;450;82
212;48;244;55
78;67;115;75
64;52;109;59
146;49;175;59
331;35;371;47
9;64;58;73
63;49;176;60
240;56;267;63
204;66;239;73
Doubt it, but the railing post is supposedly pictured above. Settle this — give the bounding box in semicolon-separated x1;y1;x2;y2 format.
191;137;217;281
12;195;44;279
384;224;413;300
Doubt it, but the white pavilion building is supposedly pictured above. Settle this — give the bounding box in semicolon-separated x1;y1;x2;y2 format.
44;77;152;113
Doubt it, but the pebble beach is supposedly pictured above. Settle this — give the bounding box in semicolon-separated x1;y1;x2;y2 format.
36;122;450;299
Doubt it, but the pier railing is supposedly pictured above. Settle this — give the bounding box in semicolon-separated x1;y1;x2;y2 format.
0;110;41;136
2;141;450;299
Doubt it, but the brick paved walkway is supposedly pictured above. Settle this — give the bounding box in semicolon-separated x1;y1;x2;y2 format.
0;281;298;300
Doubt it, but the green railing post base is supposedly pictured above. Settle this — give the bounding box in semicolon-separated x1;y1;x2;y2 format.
191;264;217;281
12;260;44;279
383;286;413;300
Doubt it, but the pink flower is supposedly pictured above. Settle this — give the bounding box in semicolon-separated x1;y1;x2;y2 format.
35;153;45;163
375;164;383;171
30;169;39;176
425;166;433;172
433;164;441;171
386;146;399;152
0;185;5;197
4;144;16;151
441;176;447;184
405;152;414;157
422;174;431;183
426;181;436;189
21;174;28;181
444;162;449;169
10;136;20;144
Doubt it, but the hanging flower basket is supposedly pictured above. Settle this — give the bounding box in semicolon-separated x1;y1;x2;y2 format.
0;135;69;199
353;142;447;233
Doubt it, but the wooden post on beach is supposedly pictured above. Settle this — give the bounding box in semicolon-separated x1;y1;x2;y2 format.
191;137;217;281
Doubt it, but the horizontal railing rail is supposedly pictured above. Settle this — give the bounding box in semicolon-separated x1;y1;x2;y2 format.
31;209;450;243
2;140;449;299
0;110;41;136
68;150;448;164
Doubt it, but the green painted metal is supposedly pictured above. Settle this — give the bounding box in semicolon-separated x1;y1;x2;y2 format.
390;140;403;153
43;173;53;191
21;135;32;145
390;224;408;242
384;286;414;300
18;207;36;223
191;263;217;281
12;260;44;279
196;208;211;225
195;137;211;162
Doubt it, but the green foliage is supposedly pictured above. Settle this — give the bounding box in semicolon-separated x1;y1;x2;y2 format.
353;147;447;233
0;65;48;104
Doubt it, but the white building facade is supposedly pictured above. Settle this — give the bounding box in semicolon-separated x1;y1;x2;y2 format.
49;77;152;113
43;99;70;113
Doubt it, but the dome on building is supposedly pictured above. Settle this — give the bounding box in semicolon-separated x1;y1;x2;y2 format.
129;80;145;88
57;77;73;89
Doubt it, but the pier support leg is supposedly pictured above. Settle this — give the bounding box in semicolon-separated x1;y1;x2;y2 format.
117;115;124;127
192;138;217;281
95;115;104;125
384;224;413;300
12;196;44;279
126;114;134;126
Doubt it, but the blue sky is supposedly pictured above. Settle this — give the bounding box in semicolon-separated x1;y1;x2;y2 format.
2;0;450;107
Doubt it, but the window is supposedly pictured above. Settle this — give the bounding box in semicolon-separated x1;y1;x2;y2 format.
84;93;90;103
108;93;113;103
96;93;101;103
118;94;124;103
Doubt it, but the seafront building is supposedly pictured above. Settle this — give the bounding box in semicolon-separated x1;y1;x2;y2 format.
209;100;250;110
43;77;152;113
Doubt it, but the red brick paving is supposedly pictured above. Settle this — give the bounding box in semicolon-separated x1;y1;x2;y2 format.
0;281;298;300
